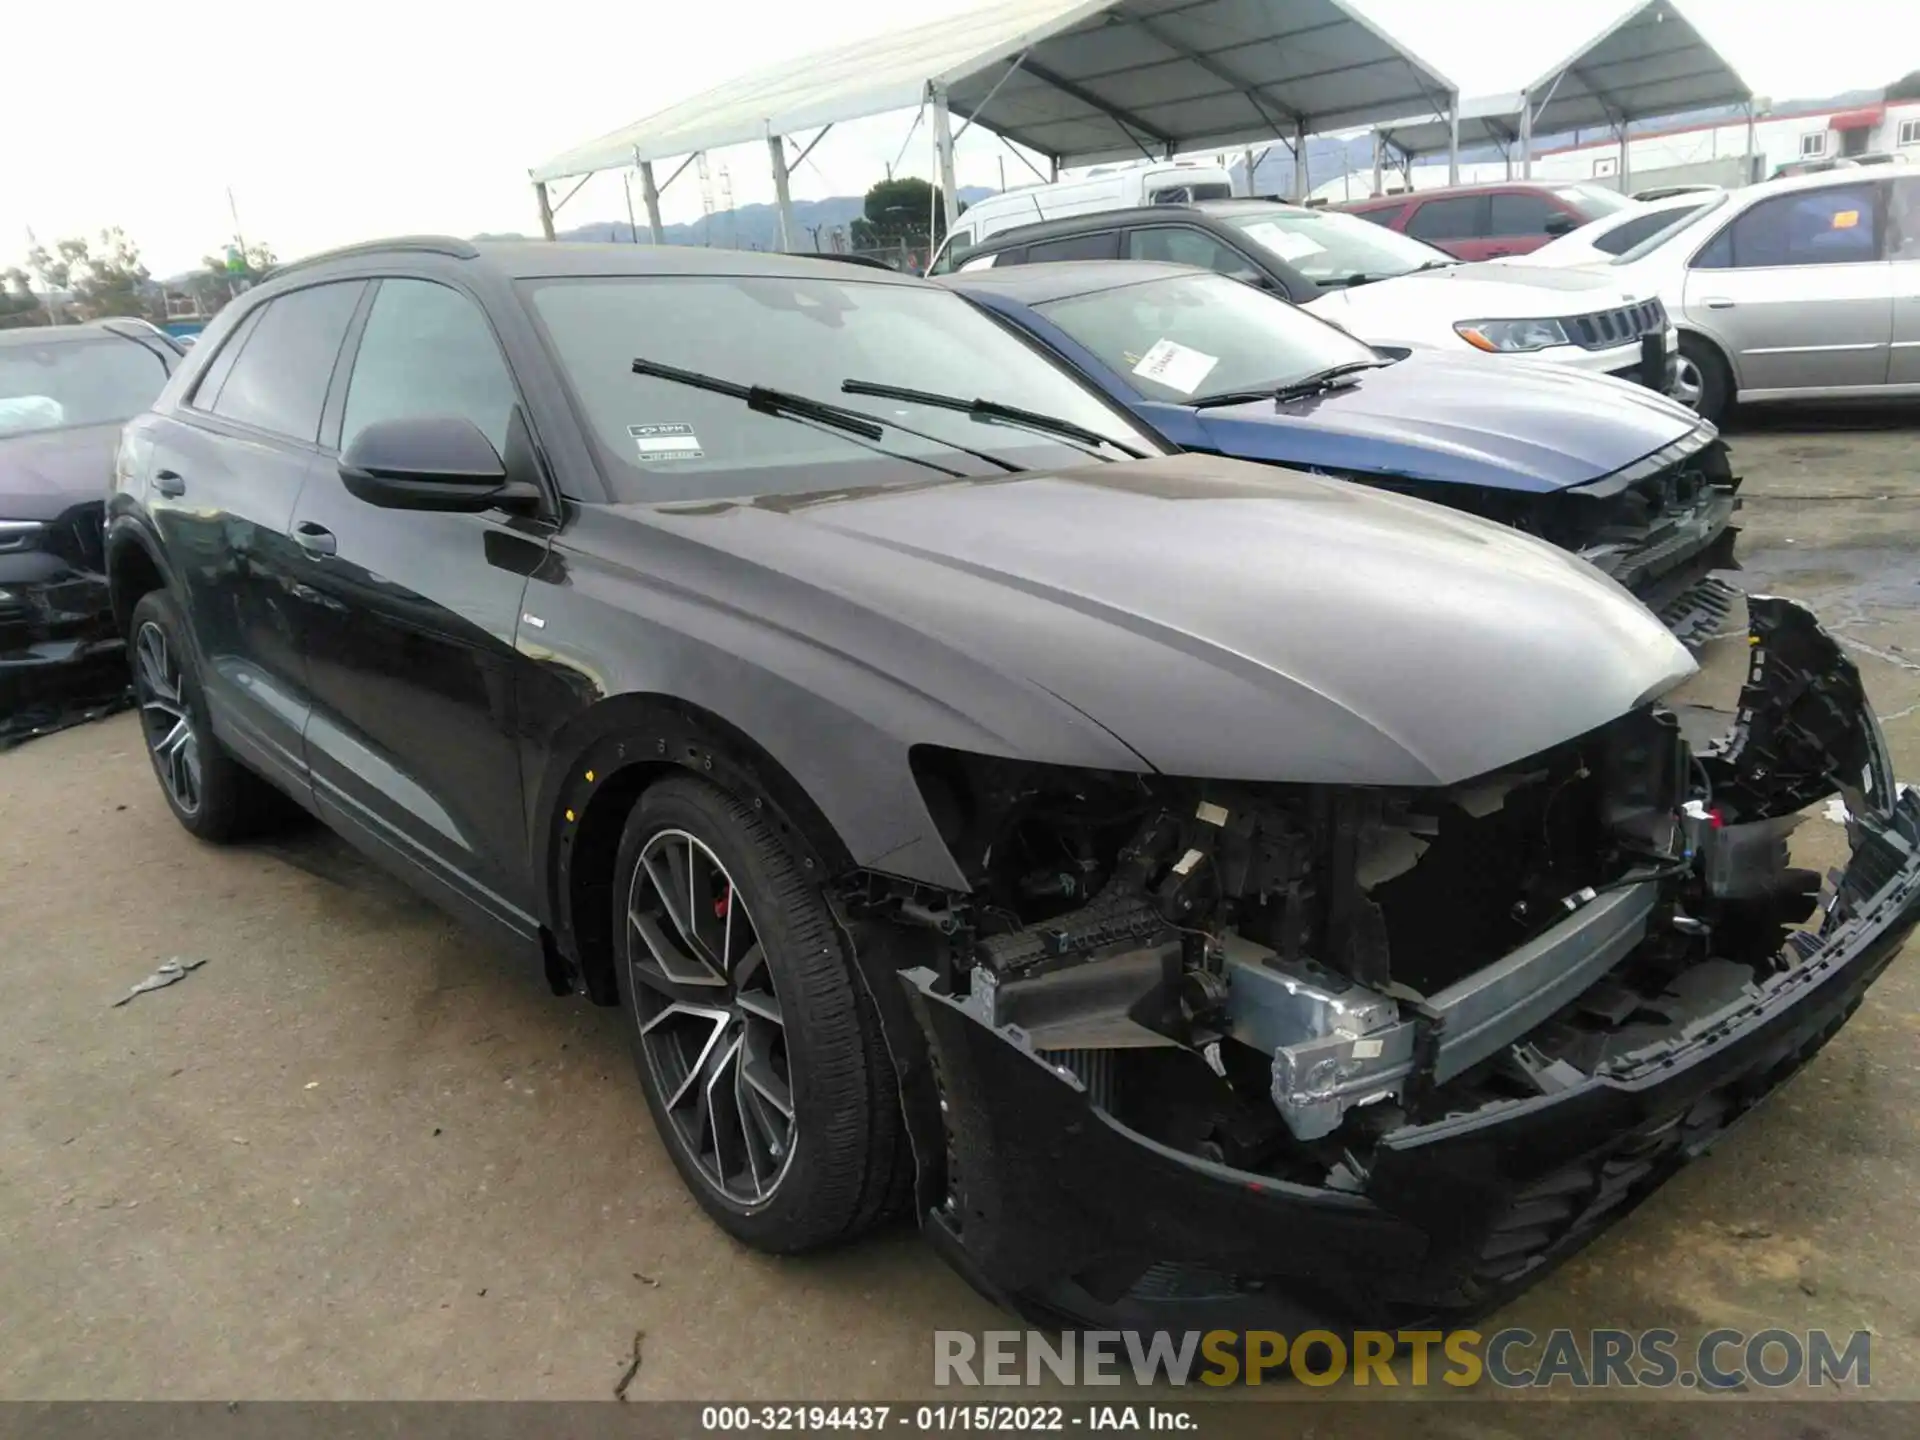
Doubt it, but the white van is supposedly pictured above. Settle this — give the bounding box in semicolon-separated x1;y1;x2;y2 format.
926;161;1236;274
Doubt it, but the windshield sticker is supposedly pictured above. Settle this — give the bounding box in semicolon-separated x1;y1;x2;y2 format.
1242;221;1326;262
1131;339;1219;395
628;422;704;462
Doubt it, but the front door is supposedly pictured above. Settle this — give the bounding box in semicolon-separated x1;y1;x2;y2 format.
145;280;365;793
1684;179;1893;395
284;276;552;939
1889;176;1920;386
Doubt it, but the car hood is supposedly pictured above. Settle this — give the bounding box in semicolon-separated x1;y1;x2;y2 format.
1309;261;1649;326
0;421;120;520
631;454;1694;788
1187;351;1702;493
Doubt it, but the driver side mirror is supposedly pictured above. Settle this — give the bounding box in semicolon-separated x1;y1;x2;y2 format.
339;416;538;514
1543;212;1578;237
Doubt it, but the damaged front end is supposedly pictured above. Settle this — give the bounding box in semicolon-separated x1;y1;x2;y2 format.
1373;430;1743;646
853;597;1918;1331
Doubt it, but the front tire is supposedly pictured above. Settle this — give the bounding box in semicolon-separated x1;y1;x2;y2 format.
612;774;902;1252
128;589;286;842
1674;334;1731;424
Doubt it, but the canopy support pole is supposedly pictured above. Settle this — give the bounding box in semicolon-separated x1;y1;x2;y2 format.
1371;132;1383;196
1520;95;1533;177
534;181;555;241
767;131;795;250
931;84;960;234
1617;120;1631;194
1292;118;1307;201
638;158;665;244
1448;95;1461;185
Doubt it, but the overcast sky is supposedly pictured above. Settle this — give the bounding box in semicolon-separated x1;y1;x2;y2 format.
4;0;1912;277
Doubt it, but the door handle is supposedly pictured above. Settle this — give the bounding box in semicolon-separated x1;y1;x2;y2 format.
1703;297;1736;309
154;468;185;497
293;522;337;558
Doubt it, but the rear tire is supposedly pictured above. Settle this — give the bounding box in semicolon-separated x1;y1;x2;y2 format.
128;590;287;842
1675;334;1731;424
612;774;903;1253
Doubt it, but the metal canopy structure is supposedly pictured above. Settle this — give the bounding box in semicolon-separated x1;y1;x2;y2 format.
528;0;1457;248
1376;91;1524;163
1365;1;1750;194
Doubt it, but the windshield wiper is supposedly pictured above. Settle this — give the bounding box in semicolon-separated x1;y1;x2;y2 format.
1414;258;1458;272
840;380;1150;461
632;358;1023;476
1192;360;1391;409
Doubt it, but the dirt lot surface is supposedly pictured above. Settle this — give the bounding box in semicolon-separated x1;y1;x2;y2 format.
2;412;1917;1415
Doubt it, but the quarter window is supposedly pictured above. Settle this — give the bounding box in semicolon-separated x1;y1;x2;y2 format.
341;280;519;453
209;282;364;442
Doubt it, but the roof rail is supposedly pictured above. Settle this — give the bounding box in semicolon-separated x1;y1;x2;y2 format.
264;235;480;281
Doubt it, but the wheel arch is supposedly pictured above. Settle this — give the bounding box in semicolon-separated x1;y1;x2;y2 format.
537;693;856;1005
1675;324;1738;391
105;519;175;639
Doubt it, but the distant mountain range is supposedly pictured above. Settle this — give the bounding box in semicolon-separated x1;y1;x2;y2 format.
476;186;996;252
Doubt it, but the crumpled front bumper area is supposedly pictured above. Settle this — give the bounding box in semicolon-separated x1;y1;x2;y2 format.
902;600;1920;1333
0;506;119;673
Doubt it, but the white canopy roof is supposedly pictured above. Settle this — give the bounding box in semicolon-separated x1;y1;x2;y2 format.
532;0;1456;182
1369;0;1748;160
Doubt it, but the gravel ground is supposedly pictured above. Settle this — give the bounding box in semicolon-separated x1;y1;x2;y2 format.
2;411;1917;1413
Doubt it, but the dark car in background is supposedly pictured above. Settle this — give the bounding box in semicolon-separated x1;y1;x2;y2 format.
942;260;1741;640
106;239;1920;1340
1338;181;1639;260
2;320;182;683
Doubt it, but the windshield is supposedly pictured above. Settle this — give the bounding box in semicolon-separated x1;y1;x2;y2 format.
0;336;171;438
1033;271;1379;403
1613;193;1730;264
524;274;1159;502
1553;184;1637;219
1217;206;1452;281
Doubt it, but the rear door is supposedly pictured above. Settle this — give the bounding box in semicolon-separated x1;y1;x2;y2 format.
145;280;364;794
284;274;551;939
1684;180;1893;395
1889;175;1920;386
1402;194;1490;259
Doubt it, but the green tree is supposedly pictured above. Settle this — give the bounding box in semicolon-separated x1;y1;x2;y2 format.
189;241;276;316
0;266;45;329
25;229;152;320
849;176;948;250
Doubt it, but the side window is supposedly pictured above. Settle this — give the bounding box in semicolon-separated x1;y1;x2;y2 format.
1126;226;1257;278
926;230;972;276
1488;192;1563;237
1594;207;1702;256
1711;184;1883;268
1348;205;1404;229
341;280;519;453
1890;177;1920;261
1404;196;1485;241
187;307;264;412
1024;231;1120;262
211;282;364;442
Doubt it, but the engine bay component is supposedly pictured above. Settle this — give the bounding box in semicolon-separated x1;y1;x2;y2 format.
1221;934;1413;1140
